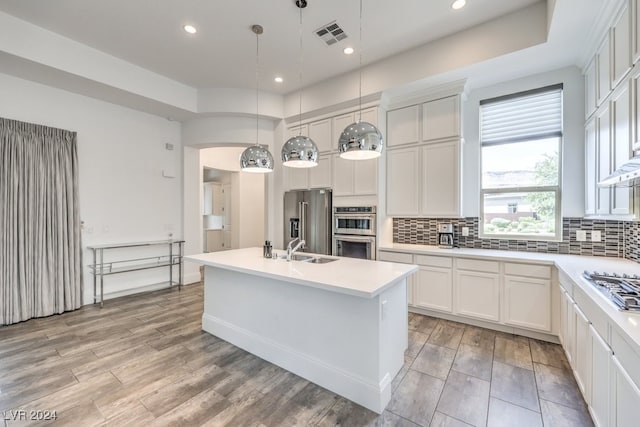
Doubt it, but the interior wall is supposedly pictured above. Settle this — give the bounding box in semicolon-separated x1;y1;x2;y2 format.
0;72;183;304
462;66;585;218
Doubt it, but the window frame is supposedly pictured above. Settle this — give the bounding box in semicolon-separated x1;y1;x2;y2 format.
478;86;563;242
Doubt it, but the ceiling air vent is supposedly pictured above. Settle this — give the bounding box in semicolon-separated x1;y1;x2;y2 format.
314;21;348;46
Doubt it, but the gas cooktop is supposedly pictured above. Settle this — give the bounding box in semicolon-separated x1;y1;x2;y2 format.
582;271;640;312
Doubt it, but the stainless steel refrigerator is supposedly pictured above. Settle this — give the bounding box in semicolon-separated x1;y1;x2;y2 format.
283;189;332;255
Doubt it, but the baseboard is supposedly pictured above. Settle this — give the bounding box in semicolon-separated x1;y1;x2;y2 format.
409;306;560;344
184;272;201;285
202;313;390;414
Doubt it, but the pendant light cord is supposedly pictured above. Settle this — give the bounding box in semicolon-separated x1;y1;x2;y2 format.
298;4;303;135
256;28;260;146
358;0;362;123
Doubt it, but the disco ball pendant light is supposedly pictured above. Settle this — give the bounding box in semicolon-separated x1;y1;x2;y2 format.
281;0;319;169
240;25;274;173
338;0;384;160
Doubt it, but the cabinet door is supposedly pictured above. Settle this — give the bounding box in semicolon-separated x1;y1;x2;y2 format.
612;3;631;86
611;355;640;427
309;154;332;189
611;82;632;214
421;140;461;217
597;34;612;106
455;270;500;322
353;158;378;195
590;324;611;427
223;184;232;227
596;104;611;215
333;154;354;196
422;96;460;142
283;166;309;191
407;272;416;306
386;147;420;216
387;105;420;147
211;183;224;215
574;305;592;405
223;230;232;250
585;58;598;119
566;298;577;366
415;266;453;313
206;230;224;252
287;124;309;139
333;112;355;146
309;119;332;153
585;118;597;215
503;276;551;332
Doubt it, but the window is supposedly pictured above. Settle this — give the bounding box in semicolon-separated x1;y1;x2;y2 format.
480;84;562;240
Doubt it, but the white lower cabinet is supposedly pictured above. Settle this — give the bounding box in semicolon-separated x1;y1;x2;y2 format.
560;289;576;365
415;266;453;313
574;305;592;403
455;270;500;322
590;324;611;427
503;275;551;332
611;355;640;427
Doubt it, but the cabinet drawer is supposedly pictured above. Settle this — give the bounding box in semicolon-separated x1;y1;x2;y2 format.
558;270;574;296
504;262;551;279
573;285;609;343
611;328;640;391
415;255;452;268
379;251;413;264
456;258;499;273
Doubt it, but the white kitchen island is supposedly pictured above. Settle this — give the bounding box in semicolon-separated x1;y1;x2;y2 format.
184;247;418;413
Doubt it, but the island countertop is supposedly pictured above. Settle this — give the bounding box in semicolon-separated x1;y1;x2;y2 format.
185;247;418;299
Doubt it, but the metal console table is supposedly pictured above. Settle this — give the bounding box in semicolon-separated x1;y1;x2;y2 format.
88;239;185;307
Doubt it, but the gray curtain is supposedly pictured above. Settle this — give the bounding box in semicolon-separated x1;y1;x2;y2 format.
1;117;83;325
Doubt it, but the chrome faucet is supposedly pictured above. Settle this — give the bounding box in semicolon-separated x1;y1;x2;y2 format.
286;237;306;261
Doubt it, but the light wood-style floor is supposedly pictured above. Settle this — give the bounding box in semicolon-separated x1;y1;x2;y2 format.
0;282;593;426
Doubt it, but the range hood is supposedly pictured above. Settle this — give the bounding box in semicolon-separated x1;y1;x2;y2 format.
599;142;640;186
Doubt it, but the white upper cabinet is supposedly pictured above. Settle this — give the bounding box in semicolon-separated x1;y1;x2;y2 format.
611;81;632;214
386;147;420;216
309;154;332;189
283;165;309;191
585;58;598;119
332;154;378;197
387;105;420;147
422;96;460;142
309;119;332;153
421;140;462;217
613;2;632;86
359;107;378;126
597;34;612;106
286;123;308;142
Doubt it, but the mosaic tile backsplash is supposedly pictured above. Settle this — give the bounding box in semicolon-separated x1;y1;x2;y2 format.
393;217;640;262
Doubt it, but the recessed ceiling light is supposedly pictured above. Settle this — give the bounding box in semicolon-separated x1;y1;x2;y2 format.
274;76;284;83
451;0;466;10
183;24;197;34
343;47;354;55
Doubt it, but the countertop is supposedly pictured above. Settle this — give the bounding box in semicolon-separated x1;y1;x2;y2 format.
185;247;418;299
380;243;640;353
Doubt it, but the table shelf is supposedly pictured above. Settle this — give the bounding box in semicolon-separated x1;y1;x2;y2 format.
88;239;185;307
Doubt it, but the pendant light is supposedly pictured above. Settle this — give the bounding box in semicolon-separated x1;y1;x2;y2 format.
240;25;274;173
281;0;319;168
338;0;384;160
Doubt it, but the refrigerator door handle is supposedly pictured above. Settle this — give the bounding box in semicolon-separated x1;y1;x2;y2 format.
300;201;308;247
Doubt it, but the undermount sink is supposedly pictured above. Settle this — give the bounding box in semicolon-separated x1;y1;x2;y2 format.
286;253;338;264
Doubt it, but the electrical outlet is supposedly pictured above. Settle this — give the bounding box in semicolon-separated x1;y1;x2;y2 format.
576;230;587;242
591;230;602;242
462;227;469;237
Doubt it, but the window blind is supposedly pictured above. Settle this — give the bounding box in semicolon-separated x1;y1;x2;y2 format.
480;84;563;146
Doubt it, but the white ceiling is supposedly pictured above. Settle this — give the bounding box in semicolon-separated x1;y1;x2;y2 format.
0;0;542;94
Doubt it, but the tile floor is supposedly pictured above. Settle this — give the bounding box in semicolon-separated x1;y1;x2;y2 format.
0;283;593;426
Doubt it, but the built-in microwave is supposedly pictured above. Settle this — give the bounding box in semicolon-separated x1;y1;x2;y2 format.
333;206;376;236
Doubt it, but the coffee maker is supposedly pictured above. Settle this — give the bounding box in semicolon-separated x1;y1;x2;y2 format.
437;224;454;248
